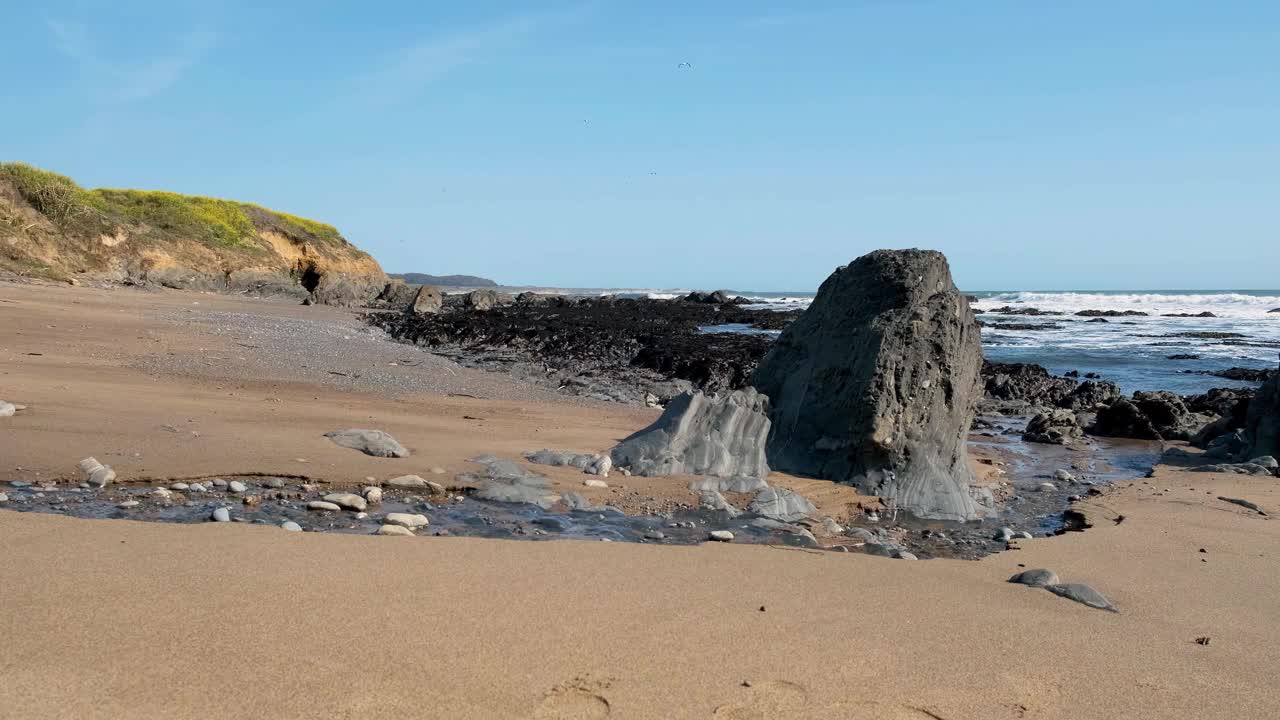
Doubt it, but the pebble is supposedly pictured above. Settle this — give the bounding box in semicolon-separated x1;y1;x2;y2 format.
280;521;303;532
362;487;383;504
323;492;367;511
9;480;30;488
583;479;609;488
211;479;228;489
354;512;368;520
709;530;735;542
1008;568;1060;587
151;488;172;499
384;512;430;529
264;478;286;489
307;501;341;512
188;483;207;493
644;530;666;540
211;507;231;522
429;467;446;475
228;480;247;494
170;483;190;491
995;527;1015;542
117;500;140;509
377;524;415;536
1037;482;1057;492
1046;583;1118;612
0;493;7;503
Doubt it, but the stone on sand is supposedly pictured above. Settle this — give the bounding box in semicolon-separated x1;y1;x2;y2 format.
280;521;303;532
583;478;608;488
363;487;383;504
0;401;15;417
0;493;7;503
307;501;341;512
383;512;430;529
323;493;368;511
699;490;741;518
610;388;771;478
117;500;140;509
708;530;735;542
323;429;410;458
228;480;247;494
1008;569;1060;587
211;507;231;522
751;249;984;521
1045;583;1118;612
386;474;428;488
79;457;116;488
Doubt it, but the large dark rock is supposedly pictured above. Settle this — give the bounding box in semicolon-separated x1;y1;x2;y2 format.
1243;361;1280;459
1075;309;1148;317
1023;409;1083;445
409;285;443;315
1092;391;1215;441
981;362;1077;407
752;249;983;521
375;280;419;310
1059;379;1121;411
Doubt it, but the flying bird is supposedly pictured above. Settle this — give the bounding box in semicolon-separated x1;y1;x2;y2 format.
678;61;692;69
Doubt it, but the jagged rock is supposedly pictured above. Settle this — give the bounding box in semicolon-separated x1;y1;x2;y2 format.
308;273;381;308
1091;399;1160;439
1188;463;1274;476
323;429;410;458
516;292;569;306
1204;430;1248;460
748;487;816;522
1093;392;1215;441
752;250;983;521
524;449;612;476
687;476;769;494
79;457;116;487
409;285;443;315
1243;362;1279;459
1075;309;1147;317
1045;583;1118;612
1060;380;1121;411
611;388;771;478
981;362;1077;407
1023;410;1083;445
699;490;741;517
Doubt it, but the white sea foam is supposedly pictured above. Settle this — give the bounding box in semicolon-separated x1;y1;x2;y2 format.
973;291;1280;319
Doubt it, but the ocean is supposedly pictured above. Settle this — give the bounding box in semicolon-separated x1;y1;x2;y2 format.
491;286;1280;396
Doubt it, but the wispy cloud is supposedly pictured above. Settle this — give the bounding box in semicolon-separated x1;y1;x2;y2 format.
353;5;591;107
47;18;215;102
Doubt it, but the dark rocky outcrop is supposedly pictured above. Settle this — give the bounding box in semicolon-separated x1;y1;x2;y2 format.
1076;309;1148;317
1189;367;1277;383
682;290;746;304
375;280;419;310
1271;308;1280;314
981;362;1077;408
987;306;1061;316
1023;409;1083;445
1243;362;1280;459
1091;391;1215;441
752;249;983;521
464;288;500;310
1162;311;1216;318
610;388;771;478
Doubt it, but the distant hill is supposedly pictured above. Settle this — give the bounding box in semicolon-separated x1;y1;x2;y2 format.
390;273;497;287
0;162;386;305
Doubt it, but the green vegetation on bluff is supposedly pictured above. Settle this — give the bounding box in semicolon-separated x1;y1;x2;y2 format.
0;162;346;250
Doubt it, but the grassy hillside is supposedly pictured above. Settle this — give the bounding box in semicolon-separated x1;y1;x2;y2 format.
0;162;385;303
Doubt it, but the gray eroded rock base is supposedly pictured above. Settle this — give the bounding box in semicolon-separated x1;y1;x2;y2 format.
611;388;771;478
324;429;410;458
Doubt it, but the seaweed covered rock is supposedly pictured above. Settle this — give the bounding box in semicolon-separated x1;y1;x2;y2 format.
751;249;984;521
610;388;771;478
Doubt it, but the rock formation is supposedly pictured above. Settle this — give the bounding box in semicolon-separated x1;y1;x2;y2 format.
610;388;771;478
409;285;443;315
1243;360;1280;458
751;249;984;521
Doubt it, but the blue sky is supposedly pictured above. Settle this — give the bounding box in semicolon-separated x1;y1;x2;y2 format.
3;0;1277;291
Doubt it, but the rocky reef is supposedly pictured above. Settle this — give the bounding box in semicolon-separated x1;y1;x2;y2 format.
0;163;385;305
752;249;985;521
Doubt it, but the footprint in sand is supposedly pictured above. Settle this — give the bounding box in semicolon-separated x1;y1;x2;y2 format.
531;678;612;720
714;681;942;720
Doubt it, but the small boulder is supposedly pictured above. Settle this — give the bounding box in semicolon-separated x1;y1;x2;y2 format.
464;289;499;310
1023;410;1083;445
1054;469;1076;484
307;500;341;512
383;512;430;529
1037;482;1057;492
610;388;771;479
210;507;231;522
228;480;247;494
708;530;735;542
323;493;368;511
1045;583;1118;612
408;285;443;314
280;521;303;532
699;490;741;518
79;457;116;488
748;487;816;522
363;487;383;504
0;401;15;417
117;500;140;509
323;429;410;458
1008;568;1060;587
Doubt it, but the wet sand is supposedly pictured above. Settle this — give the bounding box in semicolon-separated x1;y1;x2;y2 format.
2;281;1278;718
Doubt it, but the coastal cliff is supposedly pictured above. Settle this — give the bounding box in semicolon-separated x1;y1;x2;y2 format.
0;163;385;304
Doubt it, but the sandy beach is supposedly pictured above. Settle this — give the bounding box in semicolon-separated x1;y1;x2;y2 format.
2;282;1278;719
